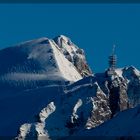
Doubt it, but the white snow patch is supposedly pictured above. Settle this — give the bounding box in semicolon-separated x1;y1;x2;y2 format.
115;68;123;78
49;40;82;82
18;123;32;138
39;102;56;122
71;99;83;123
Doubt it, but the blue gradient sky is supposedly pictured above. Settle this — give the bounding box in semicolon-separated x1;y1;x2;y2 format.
0;4;140;72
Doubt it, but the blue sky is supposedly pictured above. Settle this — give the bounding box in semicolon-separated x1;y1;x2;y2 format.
0;4;140;72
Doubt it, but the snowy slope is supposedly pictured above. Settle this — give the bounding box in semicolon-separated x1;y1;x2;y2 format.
1;65;140;138
16;65;140;139
77;105;140;139
16;79;111;139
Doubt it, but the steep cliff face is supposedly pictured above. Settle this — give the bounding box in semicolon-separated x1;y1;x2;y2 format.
94;66;140;118
123;66;140;107
107;76;128;117
54;35;92;77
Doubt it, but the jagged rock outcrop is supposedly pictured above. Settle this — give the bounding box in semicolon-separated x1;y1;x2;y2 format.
95;66;140;117
54;35;92;77
123;66;140;107
16;102;56;140
16;80;112;139
108;76;128;117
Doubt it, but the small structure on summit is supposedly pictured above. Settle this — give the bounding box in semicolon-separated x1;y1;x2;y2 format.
107;45;117;76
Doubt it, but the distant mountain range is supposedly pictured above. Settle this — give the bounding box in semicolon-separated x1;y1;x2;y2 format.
0;35;140;140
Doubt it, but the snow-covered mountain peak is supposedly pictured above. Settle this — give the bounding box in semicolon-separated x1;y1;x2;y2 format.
54;35;75;47
106;66;140;80
3;36;140;139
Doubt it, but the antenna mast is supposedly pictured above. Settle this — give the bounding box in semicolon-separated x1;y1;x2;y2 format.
107;44;117;76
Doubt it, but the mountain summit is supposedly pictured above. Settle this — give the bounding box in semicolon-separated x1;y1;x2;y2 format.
0;35;92;90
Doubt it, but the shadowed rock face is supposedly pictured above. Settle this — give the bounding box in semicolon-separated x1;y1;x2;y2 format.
108;76;128;117
95;66;140;118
